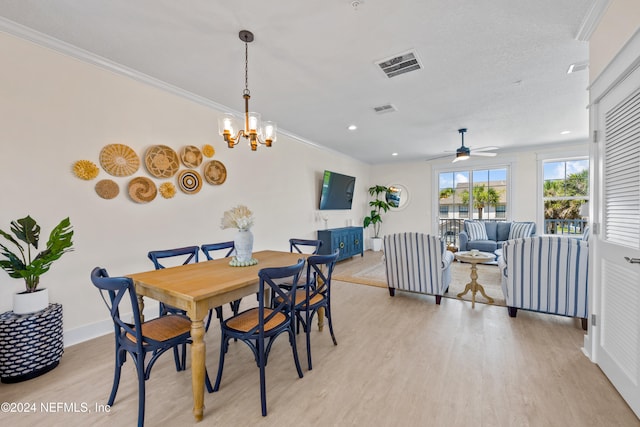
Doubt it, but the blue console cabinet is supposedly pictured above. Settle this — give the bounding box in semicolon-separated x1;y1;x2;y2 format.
317;226;364;261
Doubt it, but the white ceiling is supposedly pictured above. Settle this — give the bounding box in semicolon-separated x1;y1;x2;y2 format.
0;0;595;164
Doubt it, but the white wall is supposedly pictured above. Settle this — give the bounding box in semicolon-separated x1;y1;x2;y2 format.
363;162;434;236
0;32;370;344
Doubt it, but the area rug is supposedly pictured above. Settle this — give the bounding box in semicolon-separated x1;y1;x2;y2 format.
333;251;506;306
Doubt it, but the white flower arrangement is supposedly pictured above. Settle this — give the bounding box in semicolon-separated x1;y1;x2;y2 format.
220;205;254;231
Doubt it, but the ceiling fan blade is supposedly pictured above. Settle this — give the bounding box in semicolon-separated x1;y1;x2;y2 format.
425;153;454;161
471;152;497;157
473;146;499;152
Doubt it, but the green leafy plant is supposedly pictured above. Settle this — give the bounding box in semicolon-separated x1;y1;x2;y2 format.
0;216;74;293
363;185;391;238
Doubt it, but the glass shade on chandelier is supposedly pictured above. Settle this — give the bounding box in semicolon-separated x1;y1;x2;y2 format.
218;30;277;151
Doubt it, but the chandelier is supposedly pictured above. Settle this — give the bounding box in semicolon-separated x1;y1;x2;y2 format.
218;30;276;151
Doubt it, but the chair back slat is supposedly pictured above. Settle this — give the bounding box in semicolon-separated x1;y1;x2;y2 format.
257;259;305;336
306;250;339;298
201;241;235;261
147;246;200;269
289;238;322;254
90;267;144;348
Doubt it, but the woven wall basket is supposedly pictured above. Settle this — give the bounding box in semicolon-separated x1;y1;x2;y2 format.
0;303;64;383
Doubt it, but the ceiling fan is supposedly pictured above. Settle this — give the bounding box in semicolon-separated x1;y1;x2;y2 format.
451;128;498;162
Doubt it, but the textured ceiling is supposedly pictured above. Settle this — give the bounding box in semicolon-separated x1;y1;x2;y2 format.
0;0;593;164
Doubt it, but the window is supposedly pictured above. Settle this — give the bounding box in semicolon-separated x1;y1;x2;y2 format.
542;158;589;235
438;167;509;244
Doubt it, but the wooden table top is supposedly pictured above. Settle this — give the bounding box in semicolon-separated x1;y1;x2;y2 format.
127;250;306;305
455;251;495;263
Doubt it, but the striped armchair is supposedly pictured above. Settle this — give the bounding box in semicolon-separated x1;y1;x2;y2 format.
497;236;589;328
383;233;454;304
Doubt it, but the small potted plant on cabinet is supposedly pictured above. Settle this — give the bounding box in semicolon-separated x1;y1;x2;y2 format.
0;215;74;314
0;215;73;383
363;185;390;251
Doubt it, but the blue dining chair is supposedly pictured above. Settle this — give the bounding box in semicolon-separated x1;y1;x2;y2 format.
90;267;213;427
147;246;217;370
274;238;323;294
212;259;306;416
294;250;340;370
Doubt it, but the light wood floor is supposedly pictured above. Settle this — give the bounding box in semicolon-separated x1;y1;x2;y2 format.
1;265;638;426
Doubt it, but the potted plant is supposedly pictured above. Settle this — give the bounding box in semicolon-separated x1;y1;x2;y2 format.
0;215;73;314
363;185;390;251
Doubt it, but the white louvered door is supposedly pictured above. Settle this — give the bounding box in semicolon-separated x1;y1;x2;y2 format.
594;63;640;418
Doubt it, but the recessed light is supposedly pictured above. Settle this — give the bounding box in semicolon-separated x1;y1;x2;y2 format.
347;124;357;131
392;152;398;156
560;130;571;135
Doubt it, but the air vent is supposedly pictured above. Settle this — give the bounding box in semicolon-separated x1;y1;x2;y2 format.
376;50;423;78
373;104;397;114
567;61;589;74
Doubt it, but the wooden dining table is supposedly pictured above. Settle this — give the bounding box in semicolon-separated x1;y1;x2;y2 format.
127;250;308;422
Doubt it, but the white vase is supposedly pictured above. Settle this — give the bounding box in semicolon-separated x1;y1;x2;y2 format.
234;229;254;262
13;288;49;315
371;237;383;251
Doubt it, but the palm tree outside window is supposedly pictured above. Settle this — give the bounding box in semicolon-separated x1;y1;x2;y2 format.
542;159;589;235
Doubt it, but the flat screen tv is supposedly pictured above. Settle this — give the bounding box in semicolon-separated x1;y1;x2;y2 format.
319;170;356;210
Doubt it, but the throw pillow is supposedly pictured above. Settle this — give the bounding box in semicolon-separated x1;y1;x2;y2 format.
466;221;488;241
509;222;535;239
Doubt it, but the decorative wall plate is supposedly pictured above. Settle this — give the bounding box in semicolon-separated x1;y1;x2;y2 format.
128;177;157;203
203;160;227;185
202;144;215;158
73;160;99;180
180;145;203;168
159;182;176;199
95;179;119;199
178;169;203;194
144;145;180;178
100;144;140;177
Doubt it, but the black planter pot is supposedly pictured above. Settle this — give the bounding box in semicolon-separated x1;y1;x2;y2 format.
0;303;64;383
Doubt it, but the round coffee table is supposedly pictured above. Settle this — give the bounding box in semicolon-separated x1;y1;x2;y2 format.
454;251;496;308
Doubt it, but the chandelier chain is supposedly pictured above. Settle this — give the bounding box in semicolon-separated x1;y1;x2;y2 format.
244;40;250;96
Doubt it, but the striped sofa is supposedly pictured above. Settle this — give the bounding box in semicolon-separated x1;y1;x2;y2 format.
497;236;589;328
383;233;454;304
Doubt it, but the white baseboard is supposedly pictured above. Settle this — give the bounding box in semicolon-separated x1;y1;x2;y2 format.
63;306;159;348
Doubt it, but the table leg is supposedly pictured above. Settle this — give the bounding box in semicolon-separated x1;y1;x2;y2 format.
457;263;480;308
190;319;205;422
136;294;145;322
456;262;494;308
317;307;325;331
475;283;495;305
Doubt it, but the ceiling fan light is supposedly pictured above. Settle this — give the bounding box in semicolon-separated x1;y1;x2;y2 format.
453;151;470;162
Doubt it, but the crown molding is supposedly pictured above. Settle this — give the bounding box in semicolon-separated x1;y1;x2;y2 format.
575;0;612;42
0;17;233;112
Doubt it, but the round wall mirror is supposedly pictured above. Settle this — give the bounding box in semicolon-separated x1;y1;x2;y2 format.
386;184;409;210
